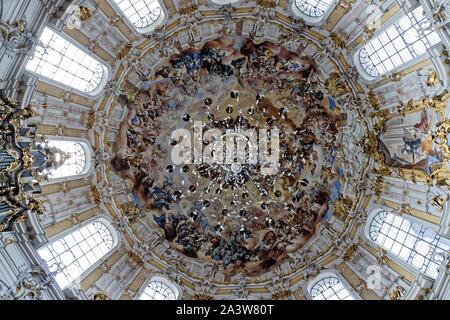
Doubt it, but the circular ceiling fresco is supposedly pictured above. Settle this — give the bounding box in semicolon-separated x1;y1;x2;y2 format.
112;36;348;275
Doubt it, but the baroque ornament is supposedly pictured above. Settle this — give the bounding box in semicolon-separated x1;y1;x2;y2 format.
366;92;450;186
0;94;65;232
111;35;353;276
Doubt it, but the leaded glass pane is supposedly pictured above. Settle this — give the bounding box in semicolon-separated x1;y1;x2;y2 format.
295;0;334;18
26;27;105;93
40;140;87;179
369;211;449;278
139;281;176;300
112;0;162;29
359;6;441;77
310;277;354;300
38;221;114;289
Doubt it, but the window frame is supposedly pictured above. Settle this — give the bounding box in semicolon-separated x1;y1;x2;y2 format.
25;26;110;98
37;137;93;184
107;0;167;35
306;271;361;300
43;140;87;180
353;4;441;82
136;275;182;300
37;217;119;290
364;208;449;279
289;0;336;25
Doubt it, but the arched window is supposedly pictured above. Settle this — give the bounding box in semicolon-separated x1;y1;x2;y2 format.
40;140;88;179
26;27;106;94
38;220;116;289
112;0;163;30
310;276;355;300
294;0;334;18
139;280;177;300
359;6;441;77
369;211;450;279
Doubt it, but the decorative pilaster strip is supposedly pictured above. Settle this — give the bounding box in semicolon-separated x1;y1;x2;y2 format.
363;243;417;283
375;198;441;225
336;262;381;300
80;249;124;291
43;206;98;238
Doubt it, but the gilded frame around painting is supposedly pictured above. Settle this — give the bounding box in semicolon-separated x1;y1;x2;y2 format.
363;90;450;186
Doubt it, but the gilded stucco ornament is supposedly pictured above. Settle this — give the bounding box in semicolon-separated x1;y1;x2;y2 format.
333;196;353;218
83;110;110;132
0;267;53;300
256;0;277;8
148;25;167;47
128;250;145;267
430;195;445;211
373;175;384;197
271;289;291;300
418;68;445;99
0;19;37;53
0;95;67;231
193;293;214;300
335;0;356;13
218;4;235;25
289;17;310;35
90;185;102;204
421;0;449;32
396;91;448;119
361;24;376;44
382;71;403;83
425;69;441;87
329;32;346;50
84;110;96;129
93;292;109;300
123;204;142;222
367;89;381;111
324;72;350;97
78;6;92;22
94;6;387;288
178;1;198;15
426;180;448;212
364;92;450;186
2;238;14;246
27;198;46;215
117;43;132;60
342;243;359;261
393;203;412;216
386;285;405;300
376;248;389;266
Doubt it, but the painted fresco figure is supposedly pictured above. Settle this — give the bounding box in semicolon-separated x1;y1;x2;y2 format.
110;36;349;276
402;135;422;154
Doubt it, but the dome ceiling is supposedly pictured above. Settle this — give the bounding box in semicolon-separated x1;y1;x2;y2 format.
111;35;353;275
1;0;448;301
